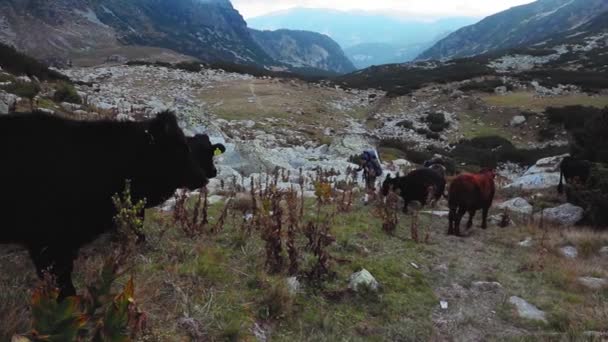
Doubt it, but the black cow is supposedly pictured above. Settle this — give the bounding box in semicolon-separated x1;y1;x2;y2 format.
381;168;446;212
0;111;205;299
558;156;592;194
187;134;226;179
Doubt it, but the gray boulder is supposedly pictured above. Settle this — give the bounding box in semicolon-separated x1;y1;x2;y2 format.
0;91;18;114
349;269;379;292
498;197;533;216
509;296;547;322
535;203;584;226
578;277;608;290
559;246;578;259
505;154;567;190
510;115;526;127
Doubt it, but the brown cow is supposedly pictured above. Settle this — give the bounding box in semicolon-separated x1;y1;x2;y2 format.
448;169;496;236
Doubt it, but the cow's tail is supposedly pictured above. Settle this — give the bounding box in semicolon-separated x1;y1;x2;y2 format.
558;167;564;194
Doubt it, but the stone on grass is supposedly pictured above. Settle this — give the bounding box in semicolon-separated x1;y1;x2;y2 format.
599;246;608;257
536;203;584;226
577;277;608;290
518;237;533;247
349;269;379;292
509;296;547;322
498;197;533;216
510;115;526;127
559;246;578;259
286;276;301;295
471;281;503;292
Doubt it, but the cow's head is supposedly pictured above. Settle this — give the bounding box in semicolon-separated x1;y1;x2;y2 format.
147;111;206;190
479;168;496;180
187;134;226;179
381;173;399;196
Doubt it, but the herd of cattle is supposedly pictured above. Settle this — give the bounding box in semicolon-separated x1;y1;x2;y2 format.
0;111;592;300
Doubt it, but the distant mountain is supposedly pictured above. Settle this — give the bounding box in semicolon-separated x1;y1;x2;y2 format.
337;13;608;96
0;0;273;66
0;0;354;74
248;8;477;68
250;29;355;74
418;0;608;60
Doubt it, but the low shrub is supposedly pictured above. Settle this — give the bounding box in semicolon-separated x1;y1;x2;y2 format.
396;120;413;129
459;79;513;93
378;139;433;165
53;82;82;104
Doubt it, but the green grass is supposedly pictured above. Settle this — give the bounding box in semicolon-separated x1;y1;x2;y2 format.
130;199;439;341
483;92;608;112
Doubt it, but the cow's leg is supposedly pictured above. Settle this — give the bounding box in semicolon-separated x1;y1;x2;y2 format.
467;210;476;229
402;200;409;214
28;246;77;300
454;207;467;237
448;208;455;235
481;206;490;229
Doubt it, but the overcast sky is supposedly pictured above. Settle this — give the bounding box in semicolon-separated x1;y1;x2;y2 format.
232;0;537;19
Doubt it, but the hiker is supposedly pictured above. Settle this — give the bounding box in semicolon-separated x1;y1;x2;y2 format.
356;149;383;191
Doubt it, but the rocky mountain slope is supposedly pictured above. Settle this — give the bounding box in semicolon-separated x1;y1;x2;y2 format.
418;0;608;60
250;29;355;74
338;13;608;96
0;0;353;74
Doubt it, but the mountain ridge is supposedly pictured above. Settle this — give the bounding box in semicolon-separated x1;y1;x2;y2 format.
418;0;608;60
0;0;354;74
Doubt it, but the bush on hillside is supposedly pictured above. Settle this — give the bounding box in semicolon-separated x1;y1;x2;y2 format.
545;106;602;131
2;81;40;102
570;108;608;162
175;61;203;73
459;79;513;93
53;82;82;104
449;135;568;168
0;42;68;81
378;139;433;165
567;164;608;228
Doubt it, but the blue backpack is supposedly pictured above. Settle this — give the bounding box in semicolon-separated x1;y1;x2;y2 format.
363;150;383;177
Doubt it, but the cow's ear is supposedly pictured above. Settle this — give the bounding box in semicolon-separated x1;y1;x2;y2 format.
213;143;226;156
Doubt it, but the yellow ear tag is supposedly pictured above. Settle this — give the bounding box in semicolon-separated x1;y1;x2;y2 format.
214;148;223;156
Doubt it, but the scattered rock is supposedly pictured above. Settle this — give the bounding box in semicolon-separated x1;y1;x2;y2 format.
61;102;81;111
559;246;578;259
498;197;533;216
440;300;448;310
286;276;301;295
349;269;379;292
421;210;450;219
471;281;503;292
577;277;608;290
489;213;512;227
510;115;526;127
0;91;18;114
494;86;508;95
518;237;533;247
106;54;128;63
505;154;567;190
536;203;584;226
433;263;449;273
509;296;547;322
600;246;608;257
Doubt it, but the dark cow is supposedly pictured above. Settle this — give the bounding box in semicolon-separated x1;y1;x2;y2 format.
381;168;446;212
187;134;226;179
447;169;496;236
557;156;591;194
0;111;205;299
